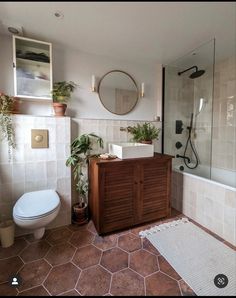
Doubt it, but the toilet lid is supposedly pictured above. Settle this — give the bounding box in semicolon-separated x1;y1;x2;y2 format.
13;189;60;219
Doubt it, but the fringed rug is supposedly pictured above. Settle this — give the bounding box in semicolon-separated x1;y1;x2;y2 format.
139;218;236;296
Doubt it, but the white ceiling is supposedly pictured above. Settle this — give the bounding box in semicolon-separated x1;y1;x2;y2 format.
0;2;235;65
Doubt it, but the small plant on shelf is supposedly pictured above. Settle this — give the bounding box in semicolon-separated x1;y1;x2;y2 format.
52;81;77;116
127;122;161;144
0;92;16;160
66;133;104;225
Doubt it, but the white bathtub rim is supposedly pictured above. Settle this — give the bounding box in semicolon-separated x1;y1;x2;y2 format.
174;169;236;192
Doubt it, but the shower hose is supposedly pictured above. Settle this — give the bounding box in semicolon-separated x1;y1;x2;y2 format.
183;114;199;169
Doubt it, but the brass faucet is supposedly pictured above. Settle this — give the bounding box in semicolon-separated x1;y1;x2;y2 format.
120;126;132;132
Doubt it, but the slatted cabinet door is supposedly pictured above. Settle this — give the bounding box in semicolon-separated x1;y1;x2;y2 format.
89;154;172;235
99;162;137;233
138;159;171;223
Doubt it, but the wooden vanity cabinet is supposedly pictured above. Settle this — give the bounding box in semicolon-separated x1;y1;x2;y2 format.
89;153;172;235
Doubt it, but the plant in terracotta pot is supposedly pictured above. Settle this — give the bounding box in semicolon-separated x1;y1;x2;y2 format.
0;92;16;160
66;133;104;225
127;122;161;144
52;81;76;116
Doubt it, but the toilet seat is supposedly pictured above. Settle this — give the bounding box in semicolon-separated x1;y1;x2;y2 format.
13;189;60;220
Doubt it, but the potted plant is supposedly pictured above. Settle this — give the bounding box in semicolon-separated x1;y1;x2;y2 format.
52;81;76;116
66;133;104;225
127;122;161;144
0;92;16;160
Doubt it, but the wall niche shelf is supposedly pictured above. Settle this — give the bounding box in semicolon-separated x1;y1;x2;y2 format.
13;35;53;101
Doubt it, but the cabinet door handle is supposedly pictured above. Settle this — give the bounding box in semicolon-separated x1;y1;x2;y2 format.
140;181;143;184
134;181;138;185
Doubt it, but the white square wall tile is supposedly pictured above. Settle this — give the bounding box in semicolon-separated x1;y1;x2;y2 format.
47;161;57;179
12;163;25;183
25;162;46;182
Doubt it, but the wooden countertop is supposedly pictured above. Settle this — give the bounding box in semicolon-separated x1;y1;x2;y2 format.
90;152;174;165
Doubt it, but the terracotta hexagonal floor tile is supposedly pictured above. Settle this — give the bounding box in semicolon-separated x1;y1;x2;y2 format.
179;280;196;296
0;256;24;283
0;282;18;296
18;259;51;292
93;234;117;251
46;227;73;245
18;286;50;296
142;238;160;255
67;223;88;232
44;262;80;296
146;272;181;296
110;268;145;296
158;256;181;280
59;289;81;296
45;242;76;266
0;238;27;260
20;241;51;263
129;249;159;277
118;233;141;253
100;247;128;273
72;245;102;269
69;230;94;248
76;265;111;296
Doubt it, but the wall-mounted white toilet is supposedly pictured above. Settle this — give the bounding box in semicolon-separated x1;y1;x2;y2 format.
13;189;61;239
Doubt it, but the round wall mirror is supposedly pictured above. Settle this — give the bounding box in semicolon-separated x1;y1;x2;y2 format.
98;70;139;115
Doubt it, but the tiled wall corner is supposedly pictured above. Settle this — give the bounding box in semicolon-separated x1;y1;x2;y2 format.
0;115;71;236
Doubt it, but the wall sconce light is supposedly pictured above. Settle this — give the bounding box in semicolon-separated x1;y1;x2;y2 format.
92;75;96;92
140;82;145;98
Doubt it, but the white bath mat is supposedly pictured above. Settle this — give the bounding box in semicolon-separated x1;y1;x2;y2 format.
139;218;236;296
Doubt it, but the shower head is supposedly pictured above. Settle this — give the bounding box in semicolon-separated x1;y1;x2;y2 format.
178;66;205;79
189;69;205;79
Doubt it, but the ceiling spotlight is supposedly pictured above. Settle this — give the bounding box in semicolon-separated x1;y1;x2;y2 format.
54;11;64;19
8;26;19;34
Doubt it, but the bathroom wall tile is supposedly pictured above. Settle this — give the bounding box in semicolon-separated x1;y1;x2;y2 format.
25;162;46;182
225;190;236;208
0;164;13;185
0;142;9;163
46;178;58;190
47;161;57;179
0;183;13;203
56;144;66;160
25;180;47;193
13;144;25;163
12;182;25;203
56;124;66;144
57;160;68;178
12;163;25;183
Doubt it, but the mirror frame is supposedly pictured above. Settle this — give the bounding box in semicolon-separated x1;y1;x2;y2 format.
97;70;139;115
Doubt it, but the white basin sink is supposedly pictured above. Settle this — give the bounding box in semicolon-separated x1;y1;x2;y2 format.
108;142;154;159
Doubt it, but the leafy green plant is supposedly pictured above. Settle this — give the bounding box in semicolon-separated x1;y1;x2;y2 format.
52;81;77;103
127;122;161;142
0;93;16;160
66;133;104;207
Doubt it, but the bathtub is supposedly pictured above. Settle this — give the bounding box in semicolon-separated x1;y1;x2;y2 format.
172;165;236;246
175;163;236;189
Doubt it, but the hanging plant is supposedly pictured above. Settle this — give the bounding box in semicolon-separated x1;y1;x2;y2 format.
0;92;16;160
